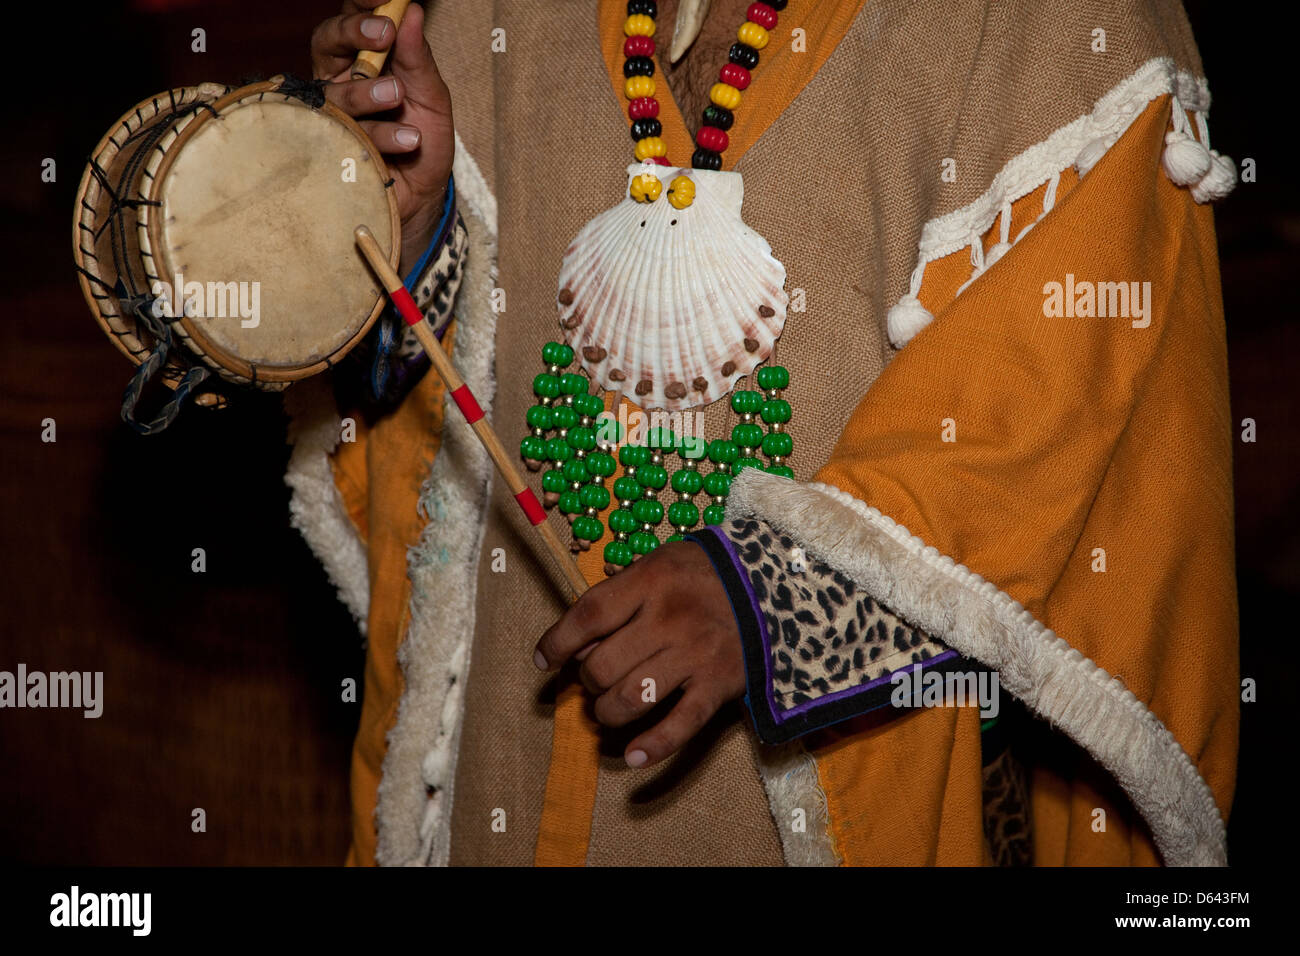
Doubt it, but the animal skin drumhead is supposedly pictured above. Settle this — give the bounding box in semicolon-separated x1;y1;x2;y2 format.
148;94;394;373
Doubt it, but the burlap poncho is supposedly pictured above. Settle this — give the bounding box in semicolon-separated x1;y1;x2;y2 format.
286;0;1237;866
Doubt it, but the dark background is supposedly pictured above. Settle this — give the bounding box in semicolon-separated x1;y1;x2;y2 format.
0;0;1289;865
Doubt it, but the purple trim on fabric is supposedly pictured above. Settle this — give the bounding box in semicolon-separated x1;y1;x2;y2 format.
701;526;783;726
389;351;431;392
712;521;962;728
774;648;960;721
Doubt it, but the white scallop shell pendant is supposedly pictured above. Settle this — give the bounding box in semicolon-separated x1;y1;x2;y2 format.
557;164;788;412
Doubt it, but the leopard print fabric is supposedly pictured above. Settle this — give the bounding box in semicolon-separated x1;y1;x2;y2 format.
347;212;470;408
712;516;1035;858
397;212;469;361
721;517;952;711
981;747;1033;866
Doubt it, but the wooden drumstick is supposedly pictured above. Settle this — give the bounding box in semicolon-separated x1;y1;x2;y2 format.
354;225;590;601
351;0;414;80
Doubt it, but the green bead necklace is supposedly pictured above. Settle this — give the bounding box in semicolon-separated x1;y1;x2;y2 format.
521;341;795;576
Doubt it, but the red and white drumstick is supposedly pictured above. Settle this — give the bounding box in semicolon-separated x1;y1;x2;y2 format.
354;224;589;601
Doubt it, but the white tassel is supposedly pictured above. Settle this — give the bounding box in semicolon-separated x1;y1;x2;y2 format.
887;293;934;348
1074;137;1107;178
1190;150;1237;203
1161;129;1212;185
986;241;1012;267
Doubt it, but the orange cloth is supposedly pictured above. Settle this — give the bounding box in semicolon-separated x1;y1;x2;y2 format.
811;95;1237;864
813;705;988;865
336;327;454;867
532;394;626;866
335;8;1233;867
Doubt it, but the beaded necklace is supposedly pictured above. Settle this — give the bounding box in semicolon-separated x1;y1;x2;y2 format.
521;1;795;577
622;0;788;170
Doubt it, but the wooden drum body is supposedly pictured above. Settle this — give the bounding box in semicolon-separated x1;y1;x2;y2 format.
73;78;400;408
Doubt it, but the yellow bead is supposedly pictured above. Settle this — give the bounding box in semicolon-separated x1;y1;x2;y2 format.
624;14;655;37
625;75;655;100
709;82;742;111
667;176;695;209
738;22;769;49
633;136;667;161
630;173;663;202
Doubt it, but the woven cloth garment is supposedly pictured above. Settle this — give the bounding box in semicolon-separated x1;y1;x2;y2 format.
288;0;1235;866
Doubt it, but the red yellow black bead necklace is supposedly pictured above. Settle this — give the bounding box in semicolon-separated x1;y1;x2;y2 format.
520;1;797;574
622;0;789;170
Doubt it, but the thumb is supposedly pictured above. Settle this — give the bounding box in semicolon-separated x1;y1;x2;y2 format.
389;3;449;113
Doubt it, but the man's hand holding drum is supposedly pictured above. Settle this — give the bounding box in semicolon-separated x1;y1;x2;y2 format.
311;1;454;276
310;2;748;772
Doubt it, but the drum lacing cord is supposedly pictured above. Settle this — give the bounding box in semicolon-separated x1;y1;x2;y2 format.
117;291;211;435
86;159;159;299
273;73;328;109
86;98;218;301
79;96;222;433
76;264;208;433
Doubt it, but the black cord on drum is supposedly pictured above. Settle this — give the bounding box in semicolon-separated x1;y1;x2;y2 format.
79;95;224;432
116;292;212;435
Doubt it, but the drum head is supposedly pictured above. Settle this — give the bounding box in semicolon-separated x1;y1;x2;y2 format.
141;82;399;383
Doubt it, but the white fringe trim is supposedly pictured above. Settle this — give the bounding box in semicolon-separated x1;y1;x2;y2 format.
889;57;1229;348
753;740;842;866
377;134;500;867
726;469;1229;867
284;375;370;633
282;133;501;865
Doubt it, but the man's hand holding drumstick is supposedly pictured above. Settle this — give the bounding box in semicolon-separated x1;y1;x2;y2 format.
311;1;454;277
319;1;748;770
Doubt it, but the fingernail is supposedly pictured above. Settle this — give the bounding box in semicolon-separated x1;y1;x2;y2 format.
394;126;420;148
574;641;598;661
361;17;390;40
371;78;399;104
533;650;548;670
626;749;648;768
